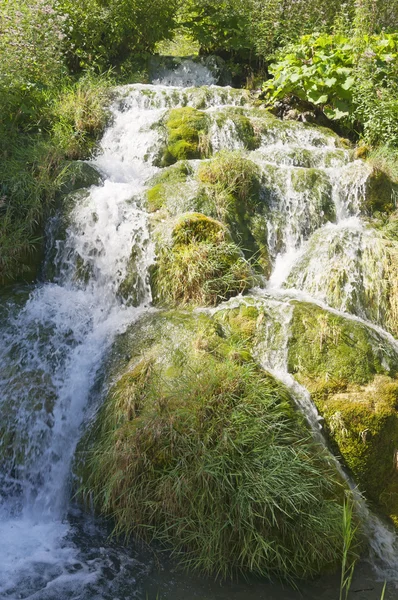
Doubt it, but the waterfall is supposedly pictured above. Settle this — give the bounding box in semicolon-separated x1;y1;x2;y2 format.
1;60;398;598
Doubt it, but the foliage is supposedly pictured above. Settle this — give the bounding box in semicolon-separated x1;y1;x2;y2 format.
0;74;110;283
152;213;255;306
179;0;355;62
0;0;66;129
339;499;357;600
263;32;398;146
179;0;253;59
55;0;179;72
49;75;111;160
77;312;347;580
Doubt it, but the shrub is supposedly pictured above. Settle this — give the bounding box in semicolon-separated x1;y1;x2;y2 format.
55;0;179;72
263;32;398;146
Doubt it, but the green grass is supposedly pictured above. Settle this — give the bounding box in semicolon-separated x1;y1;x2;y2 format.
76;317;349;581
152;213;255;307
0;74;111;284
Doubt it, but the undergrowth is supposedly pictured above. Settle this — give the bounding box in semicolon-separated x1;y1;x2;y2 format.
0;74;111;283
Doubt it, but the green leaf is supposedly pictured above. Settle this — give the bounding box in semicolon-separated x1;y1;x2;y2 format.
307;92;328;105
324;77;337;88
341;76;355;91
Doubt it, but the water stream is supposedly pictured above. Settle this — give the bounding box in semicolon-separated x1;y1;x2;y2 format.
1;60;398;599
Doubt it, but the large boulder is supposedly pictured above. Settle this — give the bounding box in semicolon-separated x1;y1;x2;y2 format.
76;310;347;580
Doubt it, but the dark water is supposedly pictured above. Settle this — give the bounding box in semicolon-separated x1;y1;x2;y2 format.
66;509;394;600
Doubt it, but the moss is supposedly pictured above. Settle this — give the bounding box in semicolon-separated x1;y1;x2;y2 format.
288;302;398;393
76;310;347;580
197;151;270;274
146;161;194;213
317;376;398;523
214;108;261;150
160;107;210;166
363;167;397;216
289;168;335;222
151;212;255;307
287;301;398;523
117;247;148;307
214;301;261;345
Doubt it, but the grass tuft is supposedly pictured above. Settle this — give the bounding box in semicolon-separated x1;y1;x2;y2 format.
77;322;348;581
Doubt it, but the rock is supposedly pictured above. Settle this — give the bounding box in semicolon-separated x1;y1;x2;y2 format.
287;300;398;523
158;107;211;166
75;309;347;580
59;161;103;195
151;212;255;307
363;167;397;216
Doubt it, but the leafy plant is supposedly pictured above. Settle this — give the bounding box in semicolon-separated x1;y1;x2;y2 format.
263;32;398;145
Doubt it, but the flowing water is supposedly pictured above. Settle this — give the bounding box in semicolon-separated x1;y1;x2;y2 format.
1;61;398;599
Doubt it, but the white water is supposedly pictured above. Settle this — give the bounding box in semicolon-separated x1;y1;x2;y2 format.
1;60;398;599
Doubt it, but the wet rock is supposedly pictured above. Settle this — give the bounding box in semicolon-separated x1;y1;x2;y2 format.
287;301;398;524
59;161;103;195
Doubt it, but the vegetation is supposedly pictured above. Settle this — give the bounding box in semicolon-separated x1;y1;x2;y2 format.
77;311;348;580
152;213;255;307
160;108;211;166
288;301;398;523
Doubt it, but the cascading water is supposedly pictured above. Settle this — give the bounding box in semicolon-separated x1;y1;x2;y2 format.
1;60;398;599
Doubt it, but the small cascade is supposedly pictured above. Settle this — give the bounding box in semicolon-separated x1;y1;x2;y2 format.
1;57;398;598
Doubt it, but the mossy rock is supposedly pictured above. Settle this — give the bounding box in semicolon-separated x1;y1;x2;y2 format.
160;107;211;166
76;310;347;580
197;151;271;275
146;162;194;213
151;212;255;307
117;247;148;307
0;369;56;472
287;301;398;522
59;161;103;195
317;376;398;523
214;108;261;151
288;302;398;391
363;167;397;216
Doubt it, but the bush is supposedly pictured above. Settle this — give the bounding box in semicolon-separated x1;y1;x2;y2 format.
56;0;179;72
0;75;111;283
263;32;398;146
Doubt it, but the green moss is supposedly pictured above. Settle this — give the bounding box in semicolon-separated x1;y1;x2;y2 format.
317;376;398;521
152;212;255;307
363;167;397;216
290;168;335;222
197;151;270;274
146;162;193;212
287;301;398;523
215;108;260;150
214;301;261;345
76;310;347;580
161;107;211;166
288;302;398;393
